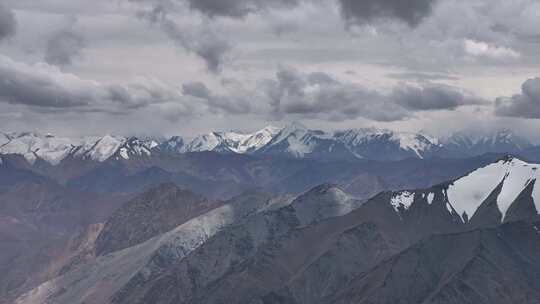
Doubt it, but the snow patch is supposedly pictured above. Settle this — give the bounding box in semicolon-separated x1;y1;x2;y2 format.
391;191;415;212
427;193;435;205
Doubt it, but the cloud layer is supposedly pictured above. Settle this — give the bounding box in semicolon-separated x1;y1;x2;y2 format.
186;0;300;18
45;28;85;66
1;0;540;138
339;0;436;27
0;54;186;113
136;3;232;72
183;66;482;122
0;4;16;41
496;78;540;119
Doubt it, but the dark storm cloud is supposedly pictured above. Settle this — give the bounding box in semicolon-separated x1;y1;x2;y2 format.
0;3;17;41
339;0;437;27
0;54;186;113
185;0;300;18
137;5;231;72
263;67;409;122
182;81;252;114
182;67;483;122
45;29;85;66
495;77;540;119
392;84;485;111
0;56;91;108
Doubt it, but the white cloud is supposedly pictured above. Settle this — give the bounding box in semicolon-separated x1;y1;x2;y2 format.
464;39;520;60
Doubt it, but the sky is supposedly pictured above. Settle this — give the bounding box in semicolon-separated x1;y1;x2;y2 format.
0;0;540;140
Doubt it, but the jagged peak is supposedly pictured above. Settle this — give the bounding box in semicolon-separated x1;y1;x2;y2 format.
446;156;540;223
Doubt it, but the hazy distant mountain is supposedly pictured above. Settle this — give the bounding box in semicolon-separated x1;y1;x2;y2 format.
334;128;443;160
441;129;533;157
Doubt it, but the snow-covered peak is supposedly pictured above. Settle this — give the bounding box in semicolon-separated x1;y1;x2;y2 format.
233;126;281;153
390;132;436;158
115;137;156;160
0;132;133;165
181;126;283;154
80;135;125;162
0;132;81;165
259;123;334;158
266;122;309;145
335;128;439;159
183;133;221;153
447;156;540;222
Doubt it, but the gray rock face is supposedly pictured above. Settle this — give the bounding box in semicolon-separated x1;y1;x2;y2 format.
330;221;540;304
95;183;221;256
505;180;539;223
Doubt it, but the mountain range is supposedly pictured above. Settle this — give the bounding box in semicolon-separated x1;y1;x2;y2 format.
13;156;540;304
2;123;540;303
1;123;537;165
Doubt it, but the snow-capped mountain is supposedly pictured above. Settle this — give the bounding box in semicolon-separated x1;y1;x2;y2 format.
334;128;442;160
73;135;125;162
114;137;158;160
442;129;532;156
254;123;445;160
255;122;356;159
177;126;282;154
0;133;158;165
390;156;540;224
1;126;537;165
0;132;83;165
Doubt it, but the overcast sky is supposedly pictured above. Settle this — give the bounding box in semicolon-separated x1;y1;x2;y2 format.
1;0;540;139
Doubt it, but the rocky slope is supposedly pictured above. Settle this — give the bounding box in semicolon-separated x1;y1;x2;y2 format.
330;221;540;304
95;183;221;256
16;157;540;304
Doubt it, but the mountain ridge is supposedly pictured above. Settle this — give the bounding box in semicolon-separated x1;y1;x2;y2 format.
15;156;540;304
1;125;537;165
